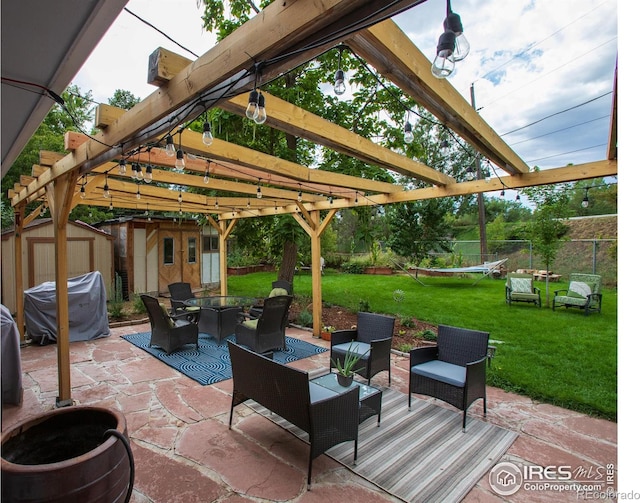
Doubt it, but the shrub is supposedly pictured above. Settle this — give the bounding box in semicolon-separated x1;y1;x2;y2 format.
342;261;365;274
398;343;413;353
107;274;124;319
296;309;313;327
131;292;146;314
415;329;437;341
358;299;370;312
400;316;415;328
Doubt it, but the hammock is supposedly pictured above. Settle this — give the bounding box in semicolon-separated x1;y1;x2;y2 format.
396;258;508;286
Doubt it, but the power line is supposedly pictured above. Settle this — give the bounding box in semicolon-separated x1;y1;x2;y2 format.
500;91;612;136
509;115;609;146
526;143;607;164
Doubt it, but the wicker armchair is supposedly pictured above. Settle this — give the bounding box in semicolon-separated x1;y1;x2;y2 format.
235;295;293;354
553;273;602;315
141;294;199;354
330;312;395;385
167;282;200;321
505;272;541;307
248;279;293;317
409;324;489;430
228;341;359;489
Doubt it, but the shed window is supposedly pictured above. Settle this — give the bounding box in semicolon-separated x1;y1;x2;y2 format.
163;238;174;265
187;237;197;264
202;235;219;252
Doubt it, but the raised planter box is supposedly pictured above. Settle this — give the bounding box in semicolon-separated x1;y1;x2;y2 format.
227;265;274;275
363;266;394;275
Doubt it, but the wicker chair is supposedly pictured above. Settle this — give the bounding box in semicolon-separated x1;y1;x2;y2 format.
330;312;395;385
140;294;199;354
248;279;293;317
228;341;359;489
505;272;541;307
553;273;602;315
409;324;489;430
235;295;293;354
167;282;200;321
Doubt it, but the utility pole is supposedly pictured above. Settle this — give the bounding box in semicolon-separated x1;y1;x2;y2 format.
470;83;488;262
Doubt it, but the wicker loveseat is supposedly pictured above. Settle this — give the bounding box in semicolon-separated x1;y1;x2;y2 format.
227;341;359;488
553;273;603;315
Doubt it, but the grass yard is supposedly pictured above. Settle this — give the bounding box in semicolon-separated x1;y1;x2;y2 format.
229;271;617;421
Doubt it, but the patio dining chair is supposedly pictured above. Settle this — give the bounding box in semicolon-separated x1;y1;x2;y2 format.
168;282;200;321
408;324;489;430
141;294;199;354
235;295;293;354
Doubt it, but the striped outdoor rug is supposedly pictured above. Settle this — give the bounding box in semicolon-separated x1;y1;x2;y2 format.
252;387;517;502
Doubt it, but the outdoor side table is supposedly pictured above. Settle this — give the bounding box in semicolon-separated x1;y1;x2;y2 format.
311;373;383;425
185;296;256;343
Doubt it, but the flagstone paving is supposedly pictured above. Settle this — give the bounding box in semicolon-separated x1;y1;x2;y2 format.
2;322;617;502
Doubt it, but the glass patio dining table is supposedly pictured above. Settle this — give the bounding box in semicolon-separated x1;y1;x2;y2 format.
184;296;257;343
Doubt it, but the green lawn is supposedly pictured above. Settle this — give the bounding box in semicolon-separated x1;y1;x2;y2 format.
228;271;617;421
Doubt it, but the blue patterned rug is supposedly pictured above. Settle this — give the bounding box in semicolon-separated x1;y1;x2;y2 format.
121;332;327;385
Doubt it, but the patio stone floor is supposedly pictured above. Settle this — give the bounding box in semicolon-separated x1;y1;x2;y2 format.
2;321;617;502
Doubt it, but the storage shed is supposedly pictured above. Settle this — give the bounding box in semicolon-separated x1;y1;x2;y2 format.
94;216;220;299
1;218;114;313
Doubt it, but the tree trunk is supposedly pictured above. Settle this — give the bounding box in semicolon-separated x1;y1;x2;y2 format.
279;241;298;283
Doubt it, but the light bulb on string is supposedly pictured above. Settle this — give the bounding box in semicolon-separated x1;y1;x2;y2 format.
444;10;470;61
431;30;456;78
103;176;110;198
165;134;176;157
404;121;414;143
109;197;113;211
297;188;303;202
202;120;214;146
256;180;262;199
246;90;259;120
355;192;359;205
334;45;348;95
203;162;210;184
144;164;153;183
118;159;127;176
178;190;183;204
254;92;267;124
175;150;185;171
136;186;141;200
80;185;86;199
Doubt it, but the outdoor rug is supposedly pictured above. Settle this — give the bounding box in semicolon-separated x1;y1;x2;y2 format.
250;387;517;503
121;332;327;385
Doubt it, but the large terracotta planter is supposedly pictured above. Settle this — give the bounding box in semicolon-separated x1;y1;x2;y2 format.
1;406;134;503
364;266;394;275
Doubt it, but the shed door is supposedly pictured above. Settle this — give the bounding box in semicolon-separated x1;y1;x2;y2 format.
157;230;200;293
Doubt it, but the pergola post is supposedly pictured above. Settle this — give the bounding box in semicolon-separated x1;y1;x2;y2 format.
46;172;77;407
13;205;25;341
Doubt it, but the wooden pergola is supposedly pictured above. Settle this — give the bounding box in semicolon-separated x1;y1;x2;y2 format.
9;0;617;406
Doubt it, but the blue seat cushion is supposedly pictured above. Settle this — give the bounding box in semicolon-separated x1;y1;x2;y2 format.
411;360;466;387
332;341;371;360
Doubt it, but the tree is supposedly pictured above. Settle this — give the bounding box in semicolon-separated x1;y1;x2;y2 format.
108;89;140;110
522;183;571;306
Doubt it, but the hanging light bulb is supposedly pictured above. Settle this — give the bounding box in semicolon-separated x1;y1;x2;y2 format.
130;163;137;180
80;185;86;199
404;121;414;143
465;166;476;181
144;164;152;183
431;30;456;78
500;188;505;197
355;192;359;205
175;149;185;171
214;198;219;210
582;188;590;208
203;163;210;184
165;134;176;157
254;92;267;124
297;188;303;202
202;121;214;146
334;69;346;96
247;198;251;209
444;11;470;61
515;192;521;201
256;181;262;199
103;178;110;198
109;197;113;211
136;185;141;200
178;190;183;204
246;89;259;120
118;159;127;176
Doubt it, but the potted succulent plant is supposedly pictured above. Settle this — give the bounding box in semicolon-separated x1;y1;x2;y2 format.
320;325;335;341
331;343;367;386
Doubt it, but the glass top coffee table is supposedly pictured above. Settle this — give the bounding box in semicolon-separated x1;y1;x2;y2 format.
311;373;383;425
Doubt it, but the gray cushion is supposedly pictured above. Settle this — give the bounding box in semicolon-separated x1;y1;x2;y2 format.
411;360;466;387
332;341;371;360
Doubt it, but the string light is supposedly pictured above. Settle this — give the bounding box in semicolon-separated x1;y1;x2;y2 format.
297;186;303;202
334;46;347;95
136;185;141;200
175;131;185;171
103;174;110;198
178;189;183;204
109;196;113;211
165;134;175;157
80;185;86;199
214;198;219;210
118;158;127;176
254;91;267;124
202;119;213;146
355;191;359;205
203;161;210;184
256;180;262;199
246;89;259;120
144;164;153;183
404;120;414;143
